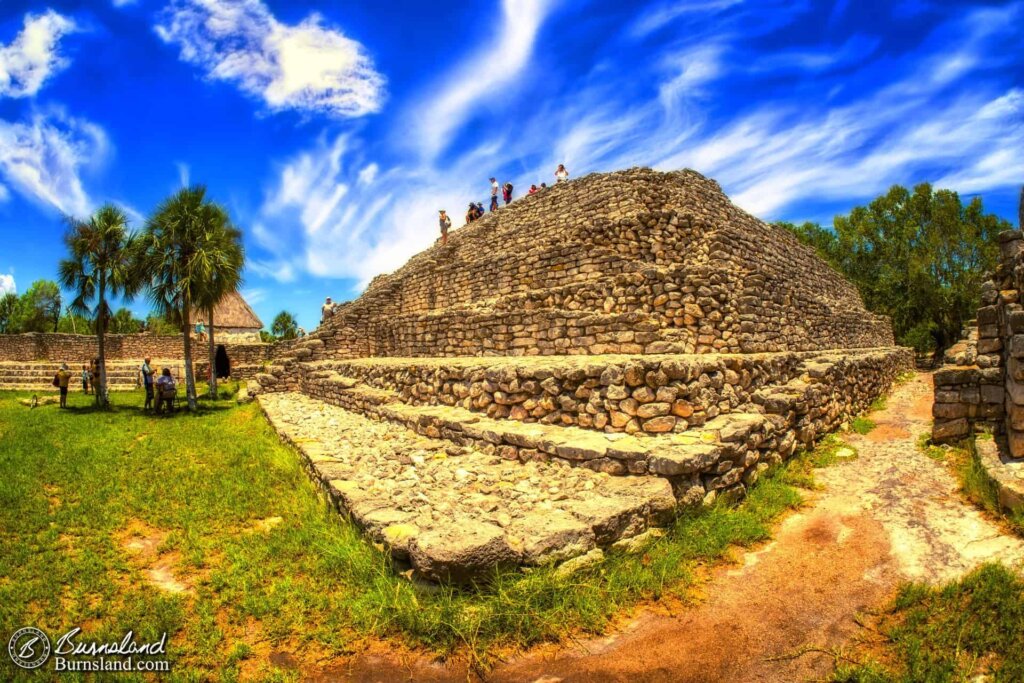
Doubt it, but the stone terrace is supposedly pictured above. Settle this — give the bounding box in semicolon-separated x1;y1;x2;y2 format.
252;168;912;581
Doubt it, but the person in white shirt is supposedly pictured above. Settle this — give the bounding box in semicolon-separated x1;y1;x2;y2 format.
489;177;499;211
555;164;569;183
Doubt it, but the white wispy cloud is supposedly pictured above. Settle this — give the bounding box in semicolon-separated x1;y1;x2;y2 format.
155;0;386;118
0;272;15;296
0;9;78;98
249;0;1022;295
411;0;556;159
176;161;190;187
0;110;108;216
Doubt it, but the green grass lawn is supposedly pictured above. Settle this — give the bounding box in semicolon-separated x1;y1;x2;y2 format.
0;388;821;680
834;563;1024;682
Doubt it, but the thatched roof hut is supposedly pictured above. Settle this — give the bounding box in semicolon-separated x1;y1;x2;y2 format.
193;291;263;341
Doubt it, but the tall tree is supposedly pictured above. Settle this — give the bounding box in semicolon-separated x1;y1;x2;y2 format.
271;311;298;340
135;186;241;411
58;205;136;407
109;307;144;334
196;213;243;400
11;280;63;333
777;183;1011;353
0;292;17;333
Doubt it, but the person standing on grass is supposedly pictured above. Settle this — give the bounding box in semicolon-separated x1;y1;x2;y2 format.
439;209;451;244
81;365;90;395
490;177;499;211
56;363;71;408
555;164;569;183
503;182;513;205
140;357;154;411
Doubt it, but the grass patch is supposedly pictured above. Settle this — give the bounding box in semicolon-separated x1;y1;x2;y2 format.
834;563;1024;682
927;437;1024;536
851;417;877;435
916;433;948;461
0;388;815;679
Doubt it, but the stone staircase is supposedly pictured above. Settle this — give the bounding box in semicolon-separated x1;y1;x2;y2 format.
254;344;911;581
0;360;186;392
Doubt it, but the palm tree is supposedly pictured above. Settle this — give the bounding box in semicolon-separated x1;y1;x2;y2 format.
196;217;243;400
58;205;136;407
271;311;298;340
135;186;242;411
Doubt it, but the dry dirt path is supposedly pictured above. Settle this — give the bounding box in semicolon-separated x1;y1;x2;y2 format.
323;373;1024;682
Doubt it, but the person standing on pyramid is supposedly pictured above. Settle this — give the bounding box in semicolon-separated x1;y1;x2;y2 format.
489;177;500;211
438;209;451;244
555;164;569;183
503;182;513;205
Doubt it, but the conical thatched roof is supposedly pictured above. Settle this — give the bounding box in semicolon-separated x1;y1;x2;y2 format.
194;290;263;329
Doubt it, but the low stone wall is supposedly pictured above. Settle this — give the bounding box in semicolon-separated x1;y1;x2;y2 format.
933;224;1024;449
0;332;272;387
281;349;902;436
265;348;911;503
0;332;187;362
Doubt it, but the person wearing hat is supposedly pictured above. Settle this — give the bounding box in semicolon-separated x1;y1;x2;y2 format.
56;363;72;408
439;209;451;244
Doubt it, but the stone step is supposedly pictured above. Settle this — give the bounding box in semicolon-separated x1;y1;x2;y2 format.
258;391;676;582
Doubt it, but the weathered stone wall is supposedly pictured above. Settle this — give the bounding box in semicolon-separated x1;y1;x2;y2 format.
0;332;189;362
933;220;1024;450
281;348;911;500
0;332;271;387
275;349;900;436
297;168;893;360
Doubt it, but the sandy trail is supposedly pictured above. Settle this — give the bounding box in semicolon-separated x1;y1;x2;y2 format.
318;373;1024;682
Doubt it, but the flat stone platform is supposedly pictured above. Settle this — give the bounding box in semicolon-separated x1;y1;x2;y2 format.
258;392;675;582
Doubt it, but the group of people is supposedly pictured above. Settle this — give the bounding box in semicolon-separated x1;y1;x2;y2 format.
138;357;179;413
438;165;570;244
52;359;100;408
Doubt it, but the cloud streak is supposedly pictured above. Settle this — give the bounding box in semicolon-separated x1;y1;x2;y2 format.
0;110;108;216
0;9;78;98
156;0;386;118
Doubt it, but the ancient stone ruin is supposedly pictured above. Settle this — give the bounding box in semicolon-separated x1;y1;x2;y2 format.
252;167;912;582
932;187;1024;512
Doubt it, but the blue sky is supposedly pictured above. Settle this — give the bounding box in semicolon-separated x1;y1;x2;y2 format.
0;0;1021;331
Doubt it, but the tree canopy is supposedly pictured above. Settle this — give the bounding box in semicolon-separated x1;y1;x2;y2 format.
5;280;62;333
271;311;298;340
777;183;1011;353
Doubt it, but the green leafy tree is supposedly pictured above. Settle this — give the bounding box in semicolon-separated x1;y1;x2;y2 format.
0;292;17;333
271;311;298;340
109;307;144;334
57;310;94;334
135;186;240;411
10;280;62;333
777;183;1011;353
144;313;179;335
58;205;137;407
